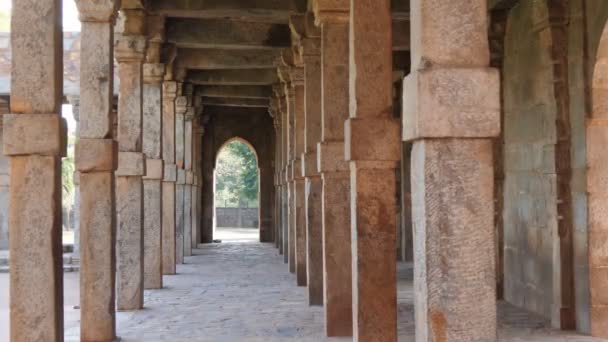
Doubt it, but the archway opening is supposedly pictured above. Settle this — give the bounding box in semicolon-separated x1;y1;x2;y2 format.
213;138;260;243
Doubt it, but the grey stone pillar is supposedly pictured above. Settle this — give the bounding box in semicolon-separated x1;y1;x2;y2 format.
162;80;178;275
404;0;499;340
143;60;165;289
74;2;119;339
175;92;188;264
5;1;65;340
183;110;193;257
0;115;8;251
115;8;147;311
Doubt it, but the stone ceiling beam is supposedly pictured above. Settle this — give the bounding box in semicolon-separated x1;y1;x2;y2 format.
187;69;279;86
149;0;307;23
166;19;291;49
176;48;280;70
196;85;273;99
200;97;269;108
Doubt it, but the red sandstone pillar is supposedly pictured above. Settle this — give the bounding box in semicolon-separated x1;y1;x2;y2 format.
315;3;353;336
75;1;119;339
346;0;401;340
6;1;65;340
404;0;499;340
301;29;324;306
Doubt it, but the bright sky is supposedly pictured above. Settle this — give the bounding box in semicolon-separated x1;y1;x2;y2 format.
0;0;81;31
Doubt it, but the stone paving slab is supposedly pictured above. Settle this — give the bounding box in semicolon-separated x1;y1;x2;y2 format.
3;233;608;341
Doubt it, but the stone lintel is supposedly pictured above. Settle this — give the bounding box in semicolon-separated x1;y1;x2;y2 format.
301;151;320;178
143;158;164;180
344;117;400;162
188;69;279;86
3;114;67;157
76;139;117;172
403;68;500;141
143;63;166;84
116;152;146;176
196;85;272;100
75;0;120;22
177;169;187;184
177;48;279;70
317;141;348;173
115;35;147;63
164;163;177;182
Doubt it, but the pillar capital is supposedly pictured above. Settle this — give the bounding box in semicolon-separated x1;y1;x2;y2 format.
75;0;119;23
115;35;147;63
175;96;188;115
162;81;178;99
143;63;165;85
312;0;349;25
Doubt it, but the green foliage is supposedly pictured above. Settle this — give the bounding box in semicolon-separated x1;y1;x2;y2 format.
215;140;259;208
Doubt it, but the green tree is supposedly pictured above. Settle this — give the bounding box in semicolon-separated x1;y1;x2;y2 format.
215;140;258;207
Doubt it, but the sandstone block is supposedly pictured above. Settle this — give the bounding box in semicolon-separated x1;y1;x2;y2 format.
317;141;348;173
143;63;165;84
76;138;117;172
403;68;500;141
301;151;319;177
345;117;400;162
186;171;194;185
177;169;187;185
74;0;119;22
143;158;164;180
164;163;177;182
4;114;66;156
116;152;146;176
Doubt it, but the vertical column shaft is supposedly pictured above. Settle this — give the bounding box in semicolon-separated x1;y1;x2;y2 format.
75;2;119;340
184;113;193;257
317;13;353;337
162;80;177;275
404;0;499;341
302;35;324;306
142;62;165;289
6;1;65;341
292;74;307;287
175;93;188;264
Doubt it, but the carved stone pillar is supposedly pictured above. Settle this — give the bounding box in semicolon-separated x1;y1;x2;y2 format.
315;4;353;336
183;107;194;257
162;79;178;275
279;92;290;264
301;32;323;306
142;56;165;289
345;1;401;340
291;68;307;287
175;91;188;264
5;1;66;340
404;0;499;340
286;84;297;275
115;8;147;311
74;1;119;339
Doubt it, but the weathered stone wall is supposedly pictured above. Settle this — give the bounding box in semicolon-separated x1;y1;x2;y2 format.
216;208;259;228
200;107;275;243
502;1;559;320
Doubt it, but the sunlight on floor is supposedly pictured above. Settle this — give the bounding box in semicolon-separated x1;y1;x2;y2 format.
213;227;259;243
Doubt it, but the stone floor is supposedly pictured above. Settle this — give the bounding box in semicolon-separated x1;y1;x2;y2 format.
1;228;607;341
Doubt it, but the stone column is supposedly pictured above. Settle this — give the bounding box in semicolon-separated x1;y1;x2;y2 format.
279;92;290;264
5;1;65;340
115;8;147;311
75;2;119;340
291;69;307;287
259;165;275;242
142;58;165;289
0;114;8;251
162;79;178;275
301;32;324;306
191;118;202;249
315;6;353;337
175;92;188;264
345;1;401;340
183;108;194;257
404;0;499;340
285;84;297;275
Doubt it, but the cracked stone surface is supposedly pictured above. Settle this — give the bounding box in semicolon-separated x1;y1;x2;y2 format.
1;228;607;341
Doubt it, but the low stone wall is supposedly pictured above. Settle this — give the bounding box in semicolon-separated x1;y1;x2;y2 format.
216;208;259;228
